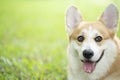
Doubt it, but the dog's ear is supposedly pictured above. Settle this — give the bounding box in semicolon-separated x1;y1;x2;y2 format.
66;6;83;35
99;4;119;32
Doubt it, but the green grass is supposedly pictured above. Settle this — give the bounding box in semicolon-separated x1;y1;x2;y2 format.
0;0;120;80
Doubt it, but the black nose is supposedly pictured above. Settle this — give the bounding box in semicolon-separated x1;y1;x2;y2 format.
83;49;94;59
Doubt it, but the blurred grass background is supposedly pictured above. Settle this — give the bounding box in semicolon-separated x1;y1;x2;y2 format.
0;0;120;80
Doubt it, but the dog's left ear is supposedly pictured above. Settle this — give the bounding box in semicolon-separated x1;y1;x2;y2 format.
99;4;119;32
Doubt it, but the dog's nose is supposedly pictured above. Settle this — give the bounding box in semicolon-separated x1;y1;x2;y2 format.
83;49;94;59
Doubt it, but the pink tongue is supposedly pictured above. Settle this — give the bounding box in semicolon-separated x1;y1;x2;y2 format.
83;62;96;73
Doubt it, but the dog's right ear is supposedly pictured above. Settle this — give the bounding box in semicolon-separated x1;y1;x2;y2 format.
98;4;119;32
66;6;83;36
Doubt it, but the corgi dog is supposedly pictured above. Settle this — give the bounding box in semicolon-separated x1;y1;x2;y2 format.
65;4;120;80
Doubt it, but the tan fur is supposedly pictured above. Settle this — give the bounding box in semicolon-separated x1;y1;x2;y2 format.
70;21;114;40
70;21;115;46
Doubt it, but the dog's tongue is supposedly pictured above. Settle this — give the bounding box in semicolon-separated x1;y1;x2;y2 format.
83;62;96;73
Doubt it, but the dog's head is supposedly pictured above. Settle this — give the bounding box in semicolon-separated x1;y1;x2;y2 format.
66;4;119;73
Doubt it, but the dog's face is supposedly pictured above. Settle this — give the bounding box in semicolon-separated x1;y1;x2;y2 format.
66;4;119;73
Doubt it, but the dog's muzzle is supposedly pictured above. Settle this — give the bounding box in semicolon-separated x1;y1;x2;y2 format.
81;50;105;73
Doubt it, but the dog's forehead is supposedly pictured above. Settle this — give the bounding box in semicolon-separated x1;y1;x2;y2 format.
70;21;111;40
82;26;99;36
77;21;103;33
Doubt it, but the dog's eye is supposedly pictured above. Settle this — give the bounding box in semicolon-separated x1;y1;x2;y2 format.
94;36;102;42
77;36;84;42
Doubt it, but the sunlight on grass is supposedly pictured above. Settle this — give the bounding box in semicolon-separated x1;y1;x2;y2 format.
0;0;120;80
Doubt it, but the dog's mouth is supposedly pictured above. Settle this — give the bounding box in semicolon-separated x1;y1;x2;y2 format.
82;61;96;73
81;50;105;73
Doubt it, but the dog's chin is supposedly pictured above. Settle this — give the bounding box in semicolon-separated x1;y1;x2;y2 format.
81;50;105;73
